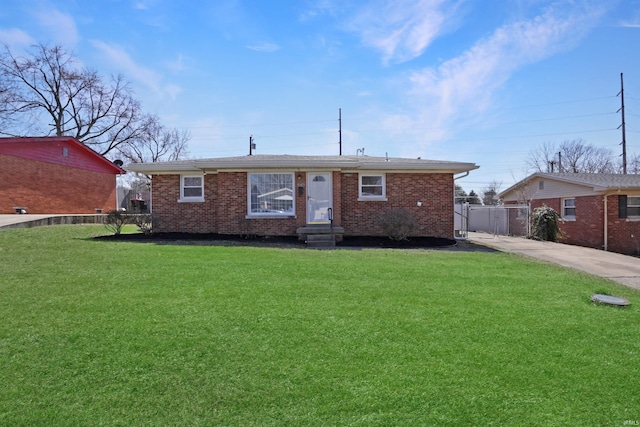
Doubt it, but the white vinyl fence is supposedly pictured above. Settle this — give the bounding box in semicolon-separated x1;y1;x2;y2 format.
455;203;529;237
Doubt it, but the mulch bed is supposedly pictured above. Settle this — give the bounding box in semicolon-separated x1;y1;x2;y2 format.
95;232;495;252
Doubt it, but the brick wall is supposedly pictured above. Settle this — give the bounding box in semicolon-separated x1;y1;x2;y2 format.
152;172;306;235
151;174;217;233
606;195;640;255
528;196;640;255
340;172;454;238
150;171;455;238
0;154;117;214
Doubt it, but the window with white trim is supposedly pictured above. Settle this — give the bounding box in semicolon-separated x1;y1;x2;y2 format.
562;198;576;219
628;196;640;217
359;174;386;200
179;175;204;202
248;173;294;216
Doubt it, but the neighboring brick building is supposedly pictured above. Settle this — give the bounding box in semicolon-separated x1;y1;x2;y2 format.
127;155;478;240
0;136;125;214
499;173;640;256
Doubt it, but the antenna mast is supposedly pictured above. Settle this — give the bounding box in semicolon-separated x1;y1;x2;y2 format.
618;72;627;174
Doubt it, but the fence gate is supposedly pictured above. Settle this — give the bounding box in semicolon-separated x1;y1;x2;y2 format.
456;204;529;237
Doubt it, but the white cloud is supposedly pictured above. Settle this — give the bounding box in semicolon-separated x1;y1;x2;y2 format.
347;0;459;64
246;42;280;52
0;28;35;47
389;1;607;149
299;0;341;21
90;40;182;100
34;9;79;47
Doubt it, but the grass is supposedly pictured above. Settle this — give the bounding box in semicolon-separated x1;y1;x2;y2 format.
1;225;639;426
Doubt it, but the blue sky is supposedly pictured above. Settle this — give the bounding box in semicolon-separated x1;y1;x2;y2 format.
1;0;639;193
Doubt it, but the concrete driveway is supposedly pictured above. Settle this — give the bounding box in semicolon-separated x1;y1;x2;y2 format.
467;232;640;291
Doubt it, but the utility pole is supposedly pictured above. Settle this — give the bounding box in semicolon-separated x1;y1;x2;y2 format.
338;108;342;156
618;72;627;174
249;135;255;155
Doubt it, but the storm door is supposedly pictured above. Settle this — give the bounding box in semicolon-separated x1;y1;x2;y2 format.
306;172;333;224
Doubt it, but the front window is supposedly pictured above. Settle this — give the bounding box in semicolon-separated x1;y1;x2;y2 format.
180;175;204;202
562;198;576;219
359;174;386;200
248;173;294;215
628;196;640;217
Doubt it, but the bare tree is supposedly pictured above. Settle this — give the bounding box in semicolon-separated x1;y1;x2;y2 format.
627;153;640;175
0;43;149;156
526;139;616;174
117;115;190;164
526;141;558;173
558;139;616;173
481;180;502;205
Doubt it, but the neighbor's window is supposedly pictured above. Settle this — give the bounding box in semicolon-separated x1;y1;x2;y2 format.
562;198;576;219
359;174;386;200
517;206;528;220
179;175;204;202
628;196;640;217
248;173;294;216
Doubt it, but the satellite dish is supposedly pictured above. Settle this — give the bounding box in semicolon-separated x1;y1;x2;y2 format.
113;159;124;167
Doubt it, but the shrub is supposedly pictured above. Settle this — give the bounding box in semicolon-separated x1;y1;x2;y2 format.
132;213;153;235
530;205;562;242
104;210;130;236
379;208;417;241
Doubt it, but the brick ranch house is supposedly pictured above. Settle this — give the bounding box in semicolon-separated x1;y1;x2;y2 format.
127;155;478;240
499;173;640;255
0;136;125;214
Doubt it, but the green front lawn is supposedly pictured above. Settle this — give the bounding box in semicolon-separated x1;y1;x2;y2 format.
1;226;639;426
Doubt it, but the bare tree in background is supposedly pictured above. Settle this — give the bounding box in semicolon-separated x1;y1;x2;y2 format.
626;153;640;175
0;43;150;156
526;139;617;174
481;180;502;205
117;115;190;163
559;139;616;173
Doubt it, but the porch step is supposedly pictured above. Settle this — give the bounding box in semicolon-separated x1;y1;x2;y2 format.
306;233;337;249
296;225;344;241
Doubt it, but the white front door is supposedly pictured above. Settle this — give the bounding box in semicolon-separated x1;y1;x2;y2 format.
307;172;332;224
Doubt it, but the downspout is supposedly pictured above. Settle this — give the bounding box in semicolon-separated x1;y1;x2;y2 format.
454;171;470;180
603;194;608;252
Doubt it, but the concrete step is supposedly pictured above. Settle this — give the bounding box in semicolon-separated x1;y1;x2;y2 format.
306;233;336;249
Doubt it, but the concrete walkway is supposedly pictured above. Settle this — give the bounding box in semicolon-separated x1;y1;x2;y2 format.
467;232;640;291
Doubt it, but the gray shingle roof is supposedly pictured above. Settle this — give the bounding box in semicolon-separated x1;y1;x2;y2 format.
500;172;640;197
126;154;479;174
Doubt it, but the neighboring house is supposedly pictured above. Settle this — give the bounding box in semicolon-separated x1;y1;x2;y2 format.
0;136;125;214
499;173;640;255
126;155;478;240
